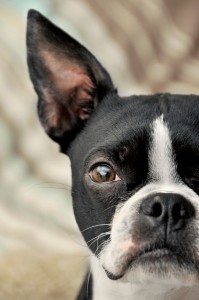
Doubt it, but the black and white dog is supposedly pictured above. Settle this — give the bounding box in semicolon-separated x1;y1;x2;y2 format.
27;10;199;300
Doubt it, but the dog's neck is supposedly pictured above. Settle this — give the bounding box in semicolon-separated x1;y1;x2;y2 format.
90;255;199;300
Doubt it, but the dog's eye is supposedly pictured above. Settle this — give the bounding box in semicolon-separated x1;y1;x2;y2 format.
90;164;118;183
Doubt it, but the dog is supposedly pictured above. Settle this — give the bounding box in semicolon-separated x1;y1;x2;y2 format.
26;9;199;300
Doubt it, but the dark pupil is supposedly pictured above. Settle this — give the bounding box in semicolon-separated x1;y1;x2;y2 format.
96;165;112;181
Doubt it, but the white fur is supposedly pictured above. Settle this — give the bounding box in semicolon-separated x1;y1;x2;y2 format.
91;255;199;300
149;115;179;183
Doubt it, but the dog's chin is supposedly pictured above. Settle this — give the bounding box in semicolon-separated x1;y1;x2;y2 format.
102;248;199;286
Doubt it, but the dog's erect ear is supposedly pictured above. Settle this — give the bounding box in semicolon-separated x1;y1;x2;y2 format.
26;10;115;151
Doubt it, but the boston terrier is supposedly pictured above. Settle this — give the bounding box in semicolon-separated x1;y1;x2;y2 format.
26;10;199;300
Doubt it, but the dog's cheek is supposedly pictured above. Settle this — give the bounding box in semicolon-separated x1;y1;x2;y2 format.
71;182;123;255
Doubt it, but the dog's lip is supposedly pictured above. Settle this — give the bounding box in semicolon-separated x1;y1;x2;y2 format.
104;269;124;280
137;247;171;258
129;246;174;265
104;247;174;280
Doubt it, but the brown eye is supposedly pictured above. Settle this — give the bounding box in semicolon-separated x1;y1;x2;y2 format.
90;164;116;183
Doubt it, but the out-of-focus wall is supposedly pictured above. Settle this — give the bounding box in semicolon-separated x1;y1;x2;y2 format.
0;0;78;253
1;0;199;299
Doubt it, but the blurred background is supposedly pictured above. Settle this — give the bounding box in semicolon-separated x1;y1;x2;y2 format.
1;0;199;299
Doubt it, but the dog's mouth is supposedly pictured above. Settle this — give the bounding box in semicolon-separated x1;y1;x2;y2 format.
104;245;190;280
133;246;172;260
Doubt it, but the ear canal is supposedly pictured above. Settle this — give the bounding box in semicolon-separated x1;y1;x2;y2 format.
26;9;115;151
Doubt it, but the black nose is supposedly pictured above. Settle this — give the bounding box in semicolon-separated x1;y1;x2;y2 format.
140;193;195;231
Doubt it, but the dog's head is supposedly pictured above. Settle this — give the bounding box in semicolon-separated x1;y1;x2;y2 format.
27;10;199;287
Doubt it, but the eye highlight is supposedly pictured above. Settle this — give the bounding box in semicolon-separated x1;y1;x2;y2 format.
89;164;119;183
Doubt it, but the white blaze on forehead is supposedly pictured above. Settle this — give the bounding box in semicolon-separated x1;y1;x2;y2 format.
149;115;178;184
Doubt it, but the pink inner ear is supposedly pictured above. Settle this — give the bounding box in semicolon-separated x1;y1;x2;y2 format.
39;48;96;133
42;49;95;117
42;87;71;134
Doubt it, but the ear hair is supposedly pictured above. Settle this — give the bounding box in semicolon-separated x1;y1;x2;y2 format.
26;9;115;152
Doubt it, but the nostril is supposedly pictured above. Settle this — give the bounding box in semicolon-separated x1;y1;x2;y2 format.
172;203;185;220
150;202;163;218
141;200;163;218
172;202;195;220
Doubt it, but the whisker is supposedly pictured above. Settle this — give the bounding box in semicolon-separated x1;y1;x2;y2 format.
27;181;72;191
88;232;110;248
95;238;110;258
87;232;110;245
87;270;92;298
36;186;71;191
103;205;117;212
81;224;111;233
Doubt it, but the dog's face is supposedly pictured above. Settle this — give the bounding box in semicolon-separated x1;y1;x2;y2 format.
27;10;199;288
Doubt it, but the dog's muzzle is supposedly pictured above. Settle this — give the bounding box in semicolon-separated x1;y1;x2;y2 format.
101;192;198;280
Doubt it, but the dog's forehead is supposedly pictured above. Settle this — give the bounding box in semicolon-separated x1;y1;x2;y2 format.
118;94;199;129
69;93;199;162
93;93;199;134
